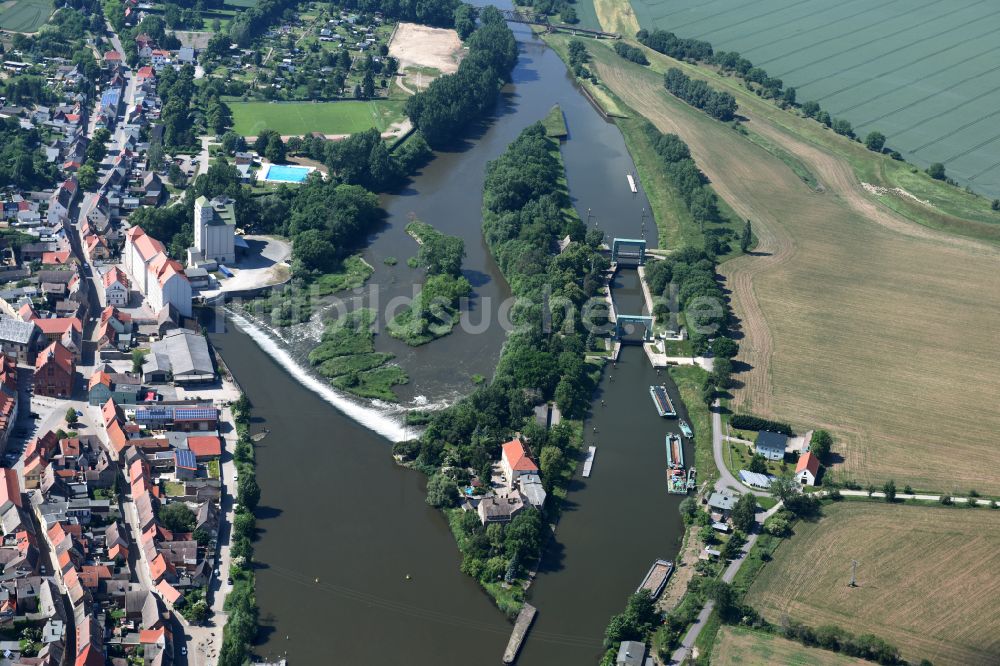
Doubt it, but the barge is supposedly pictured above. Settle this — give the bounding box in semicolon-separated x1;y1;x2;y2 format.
649;385;676;417
637;559;674;599
666;433;687;494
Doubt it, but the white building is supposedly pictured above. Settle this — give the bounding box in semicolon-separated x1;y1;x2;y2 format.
188;195;236;267
102;267;129;307
123;227;192;317
795;452;820;486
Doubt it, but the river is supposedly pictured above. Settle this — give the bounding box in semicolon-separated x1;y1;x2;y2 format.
208;14;694;665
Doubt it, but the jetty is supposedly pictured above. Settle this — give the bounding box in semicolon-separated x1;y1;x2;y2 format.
582;446;596;477
649;384;676;417
626;173;637;193
503;603;538;664
637;559;674;599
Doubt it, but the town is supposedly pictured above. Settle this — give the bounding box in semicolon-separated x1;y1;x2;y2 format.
0;6;259;664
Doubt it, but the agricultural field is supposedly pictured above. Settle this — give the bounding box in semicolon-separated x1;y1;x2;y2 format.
553;35;1000;493
0;0;52;32
625;0;1000;198
748;502;1000;666
229;100;406;137
711;626;873;666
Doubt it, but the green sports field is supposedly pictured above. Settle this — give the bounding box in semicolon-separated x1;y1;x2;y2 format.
230;100;406;137
0;0;53;32
627;0;1000;198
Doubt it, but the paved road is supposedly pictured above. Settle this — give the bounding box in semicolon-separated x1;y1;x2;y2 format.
710;399;767;498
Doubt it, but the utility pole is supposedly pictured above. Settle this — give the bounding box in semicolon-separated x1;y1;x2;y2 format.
849;560;859;587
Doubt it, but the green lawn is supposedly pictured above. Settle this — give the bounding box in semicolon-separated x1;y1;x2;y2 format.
0;0;52;32
230;100;406;137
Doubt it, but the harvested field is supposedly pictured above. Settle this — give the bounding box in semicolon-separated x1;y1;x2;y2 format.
593;0;639;36
748;502;1000;666
565;36;1000;493
711;626;872;666
388;22;463;75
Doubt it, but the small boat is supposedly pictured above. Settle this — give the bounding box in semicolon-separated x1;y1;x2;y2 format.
649;385;676;417
686;467;697;491
679;420;693;438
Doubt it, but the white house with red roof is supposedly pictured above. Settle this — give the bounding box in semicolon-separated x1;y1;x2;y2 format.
795;451;820;486
103;267;130;307
124;227;192;317
501;438;538;486
150;50;170;71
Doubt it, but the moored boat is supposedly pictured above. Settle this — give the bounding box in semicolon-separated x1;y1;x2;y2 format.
679;420;693;438
686;467;697;491
666;434;687;494
637;559;674;599
648;385;676;417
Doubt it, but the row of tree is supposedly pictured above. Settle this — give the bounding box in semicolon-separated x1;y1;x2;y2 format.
663;67;738;122
405;6;518;147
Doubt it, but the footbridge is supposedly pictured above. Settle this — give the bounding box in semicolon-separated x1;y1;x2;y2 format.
499;9;621;39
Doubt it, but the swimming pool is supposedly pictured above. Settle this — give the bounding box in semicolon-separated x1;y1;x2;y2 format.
262;164;313;183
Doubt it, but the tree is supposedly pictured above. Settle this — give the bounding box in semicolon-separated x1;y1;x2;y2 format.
192;526;211;546
425;473;455;508
678;496;697;522
264;134;286;163
293;229;336;273
831;118;854;138
160;502;197;532
221;131;245;155
65;407;78;426
927;162;946;180
740;219;752;252
538;446;564;490
730;493;757;533
769;475;797;503
864;131;886;153
362;70;375;99
866;483;877;497
711;337;738;358
237;472;260;510
748;453;768;474
882;479;896;502
132;349;146;373
77;164;97;190
809;430;832;462
86;128;111;163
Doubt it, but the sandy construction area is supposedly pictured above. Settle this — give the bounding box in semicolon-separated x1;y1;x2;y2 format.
388;22;464;74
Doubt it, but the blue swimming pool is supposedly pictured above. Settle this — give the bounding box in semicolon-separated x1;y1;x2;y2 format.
263;164;313;182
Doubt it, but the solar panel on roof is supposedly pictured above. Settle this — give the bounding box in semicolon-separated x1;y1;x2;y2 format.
174;449;197;469
173;408;216;420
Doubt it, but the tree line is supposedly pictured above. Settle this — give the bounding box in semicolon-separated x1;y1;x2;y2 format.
405;6;518;148
663;67;737;122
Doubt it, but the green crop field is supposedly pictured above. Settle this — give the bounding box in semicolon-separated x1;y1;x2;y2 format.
229;100;406;137
0;0;52;32
625;0;1000;198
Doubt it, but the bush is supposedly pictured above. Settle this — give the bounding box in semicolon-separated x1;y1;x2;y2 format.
614;42;649;65
730;414;793;435
927;163;946;180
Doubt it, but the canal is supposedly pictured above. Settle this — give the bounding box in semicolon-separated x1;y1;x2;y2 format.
208;12;694;665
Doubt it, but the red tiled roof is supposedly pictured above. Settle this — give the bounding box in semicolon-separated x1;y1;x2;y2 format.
0;469;20;508
187;436;222;458
796;451;820;476
41;251;71;264
156;579;182;603
35;341;74;375
502;438;537;472
34;317;83;336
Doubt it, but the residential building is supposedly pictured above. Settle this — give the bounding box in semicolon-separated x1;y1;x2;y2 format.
754;431;788;462
0;316;39;363
476;492;525;525
188;195;236;267
518;473;546;509
795;452;820;486
123;227;192;317
33;341;74;398
87;368;140;406
102;267;129;307
616;640;649;666
707;492;738;521
500;438;538;486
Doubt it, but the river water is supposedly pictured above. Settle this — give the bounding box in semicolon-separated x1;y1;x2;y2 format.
208;15;694;665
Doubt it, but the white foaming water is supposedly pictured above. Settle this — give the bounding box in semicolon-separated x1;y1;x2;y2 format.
225;310;408;442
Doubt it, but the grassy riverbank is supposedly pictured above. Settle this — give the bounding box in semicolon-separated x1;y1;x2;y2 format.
542;104;568;138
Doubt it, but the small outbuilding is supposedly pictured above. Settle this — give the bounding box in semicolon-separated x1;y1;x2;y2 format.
795;451;820;486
